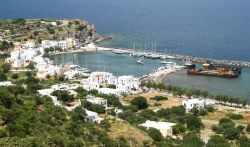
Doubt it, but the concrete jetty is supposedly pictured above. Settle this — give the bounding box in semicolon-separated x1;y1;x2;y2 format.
111;48;250;68
139;65;184;82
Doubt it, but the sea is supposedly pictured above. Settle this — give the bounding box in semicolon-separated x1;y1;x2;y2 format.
1;0;250;98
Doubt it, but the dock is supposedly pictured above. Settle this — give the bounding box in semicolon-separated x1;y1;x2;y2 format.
139;66;184;82
110;48;250;68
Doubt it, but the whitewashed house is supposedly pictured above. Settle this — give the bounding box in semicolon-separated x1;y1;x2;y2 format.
13;59;26;68
85;109;104;123
98;88;122;96
0;81;12;86
24;40;37;49
81;79;100;91
88;72;113;84
87;96;108;108
58;40;69;50
37;64;61;78
139;121;176;137
115;75;140;93
41;40;58;49
182;98;206;112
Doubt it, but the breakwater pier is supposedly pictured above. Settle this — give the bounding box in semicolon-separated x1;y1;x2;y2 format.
111;48;250;68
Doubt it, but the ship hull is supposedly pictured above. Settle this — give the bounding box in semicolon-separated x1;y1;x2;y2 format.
187;69;239;78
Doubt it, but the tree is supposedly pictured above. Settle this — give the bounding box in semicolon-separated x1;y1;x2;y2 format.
100;119;111;131
26;76;39;84
236;125;245;133
207;135;230;147
88;89;99;96
178;132;204;147
7;123;28;137
186;90;193;98
0;87;14;108
186;114;203;131
201;90;209;98
246;124;250;132
147;128;163;142
1;63;11;73
151;96;168;101
223;127;240;140
72;106;87;122
190;107;199;116
131;96;148;110
0;71;7;81
52;90;74;102
11;73;19;79
237;136;250;147
27;62;35;70
8;85;25;99
66;138;84;147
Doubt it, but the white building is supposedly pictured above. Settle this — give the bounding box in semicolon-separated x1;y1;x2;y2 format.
182;98;206;112
13;59;26;68
37;64;61;78
41;40;58;49
51;83;81;91
24;40;37;48
116;75;140;94
87;96;108;108
58;40;69;50
0;81;12;86
98;88;122;97
85;109;104;123
88;72;113;84
139;121;176;137
81;79;100;91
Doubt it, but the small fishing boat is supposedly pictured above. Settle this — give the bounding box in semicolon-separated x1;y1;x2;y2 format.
136;57;144;64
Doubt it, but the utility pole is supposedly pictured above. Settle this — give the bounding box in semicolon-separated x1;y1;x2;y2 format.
247;92;250;109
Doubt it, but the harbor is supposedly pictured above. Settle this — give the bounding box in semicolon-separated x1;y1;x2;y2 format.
52;50;250;98
110;48;250;68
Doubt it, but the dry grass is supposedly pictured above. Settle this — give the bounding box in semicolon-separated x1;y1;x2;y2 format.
123;91;182;110
108;121;154;147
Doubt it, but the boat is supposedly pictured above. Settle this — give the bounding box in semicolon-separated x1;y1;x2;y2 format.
136;57;144;64
184;61;196;69
164;61;177;68
78;68;91;73
157;66;166;71
187;68;239;78
150;54;161;59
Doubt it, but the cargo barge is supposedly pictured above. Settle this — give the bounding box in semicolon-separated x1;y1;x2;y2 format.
187;63;241;78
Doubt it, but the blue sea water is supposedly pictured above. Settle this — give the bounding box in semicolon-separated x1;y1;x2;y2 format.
1;0;250;61
1;0;250;98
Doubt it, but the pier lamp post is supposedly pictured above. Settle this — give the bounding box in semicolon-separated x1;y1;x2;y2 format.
247;92;250;109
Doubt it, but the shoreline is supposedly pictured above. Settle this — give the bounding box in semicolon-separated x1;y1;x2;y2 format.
49;46;112;56
49;45;250;68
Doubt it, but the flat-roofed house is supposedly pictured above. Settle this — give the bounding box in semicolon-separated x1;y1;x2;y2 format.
140;121;176;137
182;98;206;112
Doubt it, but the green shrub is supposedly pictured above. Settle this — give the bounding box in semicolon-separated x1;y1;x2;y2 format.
246;124;250;133
206;105;215;112
131;96;148;110
147;128;163;142
198;109;208;116
151;96;168;101
227;113;243;120
11;73;19;79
